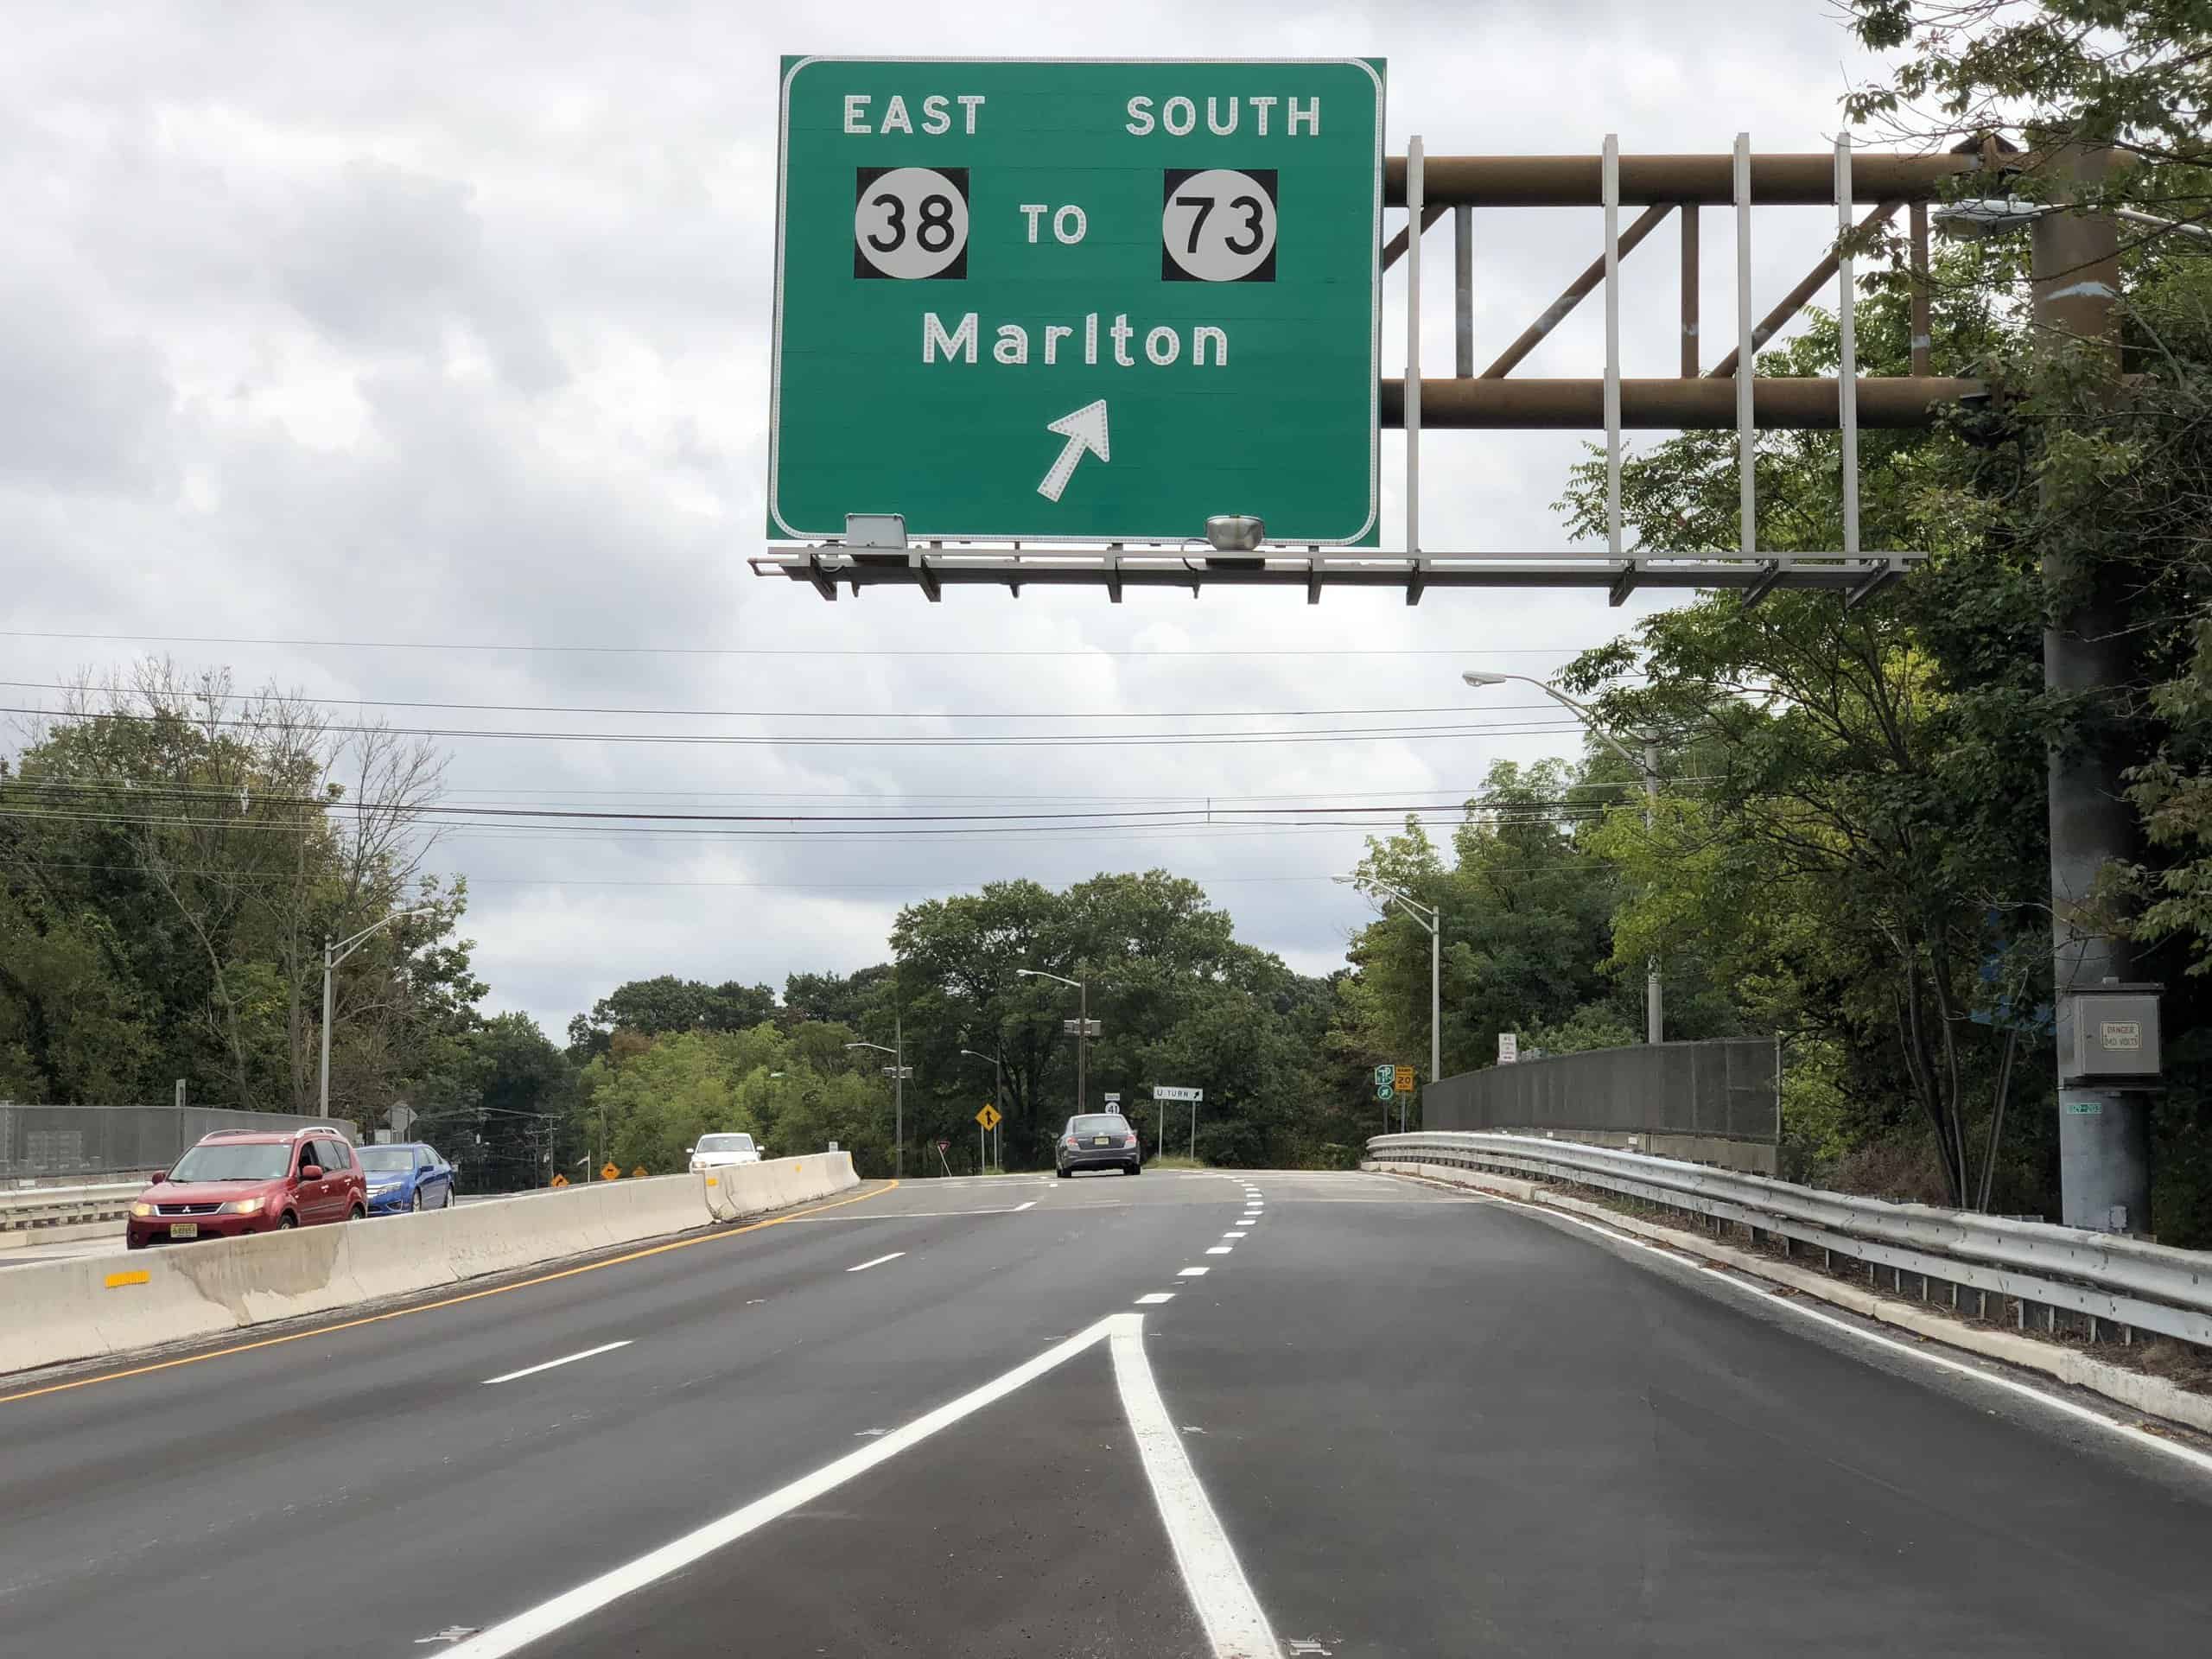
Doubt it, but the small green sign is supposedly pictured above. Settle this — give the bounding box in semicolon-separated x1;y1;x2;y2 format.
2064;1099;2104;1116
770;57;1384;544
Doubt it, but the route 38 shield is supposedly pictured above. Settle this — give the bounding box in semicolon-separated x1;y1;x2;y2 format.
769;57;1384;545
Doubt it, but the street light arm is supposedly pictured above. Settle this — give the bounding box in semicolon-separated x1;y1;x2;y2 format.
329;905;434;968
1464;670;1643;772
1014;969;1082;991
844;1041;896;1057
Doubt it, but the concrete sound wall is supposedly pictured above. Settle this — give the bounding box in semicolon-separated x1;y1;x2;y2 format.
0;1154;855;1379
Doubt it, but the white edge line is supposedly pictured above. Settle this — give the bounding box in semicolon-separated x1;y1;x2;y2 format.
1404;1174;2212;1481
1111;1318;1280;1658
846;1251;906;1273
480;1341;632;1387
443;1314;1126;1657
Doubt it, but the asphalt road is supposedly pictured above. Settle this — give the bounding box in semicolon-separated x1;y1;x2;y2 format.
4;1166;2211;1657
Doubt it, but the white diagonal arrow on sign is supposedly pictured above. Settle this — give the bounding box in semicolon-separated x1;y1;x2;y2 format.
1036;398;1109;502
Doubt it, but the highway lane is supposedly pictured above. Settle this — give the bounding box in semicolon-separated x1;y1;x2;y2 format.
5;1166;2211;1656
0;1168;1254;1656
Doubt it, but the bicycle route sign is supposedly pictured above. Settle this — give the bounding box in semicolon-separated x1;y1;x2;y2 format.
769;57;1385;546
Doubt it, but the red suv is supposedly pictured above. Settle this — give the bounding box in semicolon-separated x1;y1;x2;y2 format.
127;1127;367;1249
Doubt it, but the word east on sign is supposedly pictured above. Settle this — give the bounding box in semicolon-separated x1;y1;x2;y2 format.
769;58;1384;545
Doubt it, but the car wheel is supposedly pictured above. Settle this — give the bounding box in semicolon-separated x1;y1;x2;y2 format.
443;1183;455;1209
349;1204;365;1222
1127;1162;1141;1176
277;1213;297;1230
1056;1166;1070;1179
410;1190;423;1213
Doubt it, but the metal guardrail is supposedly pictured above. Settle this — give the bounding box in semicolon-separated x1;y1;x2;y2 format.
1369;1131;2212;1351
0;1181;144;1232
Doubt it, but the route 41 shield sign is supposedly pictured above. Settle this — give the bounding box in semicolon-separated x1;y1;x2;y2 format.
769;57;1384;546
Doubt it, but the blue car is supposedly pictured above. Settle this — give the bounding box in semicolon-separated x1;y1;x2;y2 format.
357;1142;455;1214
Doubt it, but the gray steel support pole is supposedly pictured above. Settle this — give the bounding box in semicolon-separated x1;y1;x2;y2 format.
1427;922;1440;1131
1453;204;1473;377
894;1012;904;1182
318;936;334;1116
1077;982;1088;1116
1644;735;1664;1045
2034;148;2150;1231
995;1054;1002;1173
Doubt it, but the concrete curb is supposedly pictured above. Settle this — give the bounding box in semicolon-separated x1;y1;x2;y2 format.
1369;1159;2212;1438
1;1153;858;1379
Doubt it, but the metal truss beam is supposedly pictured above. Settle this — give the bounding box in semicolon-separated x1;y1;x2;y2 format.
1381;375;1979;429
751;549;1921;607
1382;151;1977;207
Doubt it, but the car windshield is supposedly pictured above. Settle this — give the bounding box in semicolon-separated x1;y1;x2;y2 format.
356;1147;415;1171
1070;1116;1129;1136
167;1142;292;1182
697;1135;752;1153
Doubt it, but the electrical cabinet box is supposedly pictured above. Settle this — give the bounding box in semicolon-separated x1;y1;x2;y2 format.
2065;987;2161;1083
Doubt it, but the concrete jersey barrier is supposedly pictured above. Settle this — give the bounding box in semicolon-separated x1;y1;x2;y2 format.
0;1153;856;1379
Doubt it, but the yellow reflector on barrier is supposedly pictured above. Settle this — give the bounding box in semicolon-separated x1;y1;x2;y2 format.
105;1270;149;1289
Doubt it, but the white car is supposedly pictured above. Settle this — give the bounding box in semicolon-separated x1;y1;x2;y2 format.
688;1132;763;1173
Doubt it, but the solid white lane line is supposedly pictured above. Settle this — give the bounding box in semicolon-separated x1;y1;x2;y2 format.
1179;1266;1211;1277
847;1252;906;1273
1206;1246;1234;1255
1110;1319;1280;1658
1014;1200;1037;1211
480;1341;632;1386
1135;1292;1176;1306
1414;1177;2212;1483
445;1315;1131;1658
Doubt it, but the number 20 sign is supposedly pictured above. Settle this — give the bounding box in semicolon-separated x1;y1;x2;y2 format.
770;57;1384;546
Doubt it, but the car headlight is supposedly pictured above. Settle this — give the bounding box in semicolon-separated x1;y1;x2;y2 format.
130;1201;154;1218
219;1196;267;1216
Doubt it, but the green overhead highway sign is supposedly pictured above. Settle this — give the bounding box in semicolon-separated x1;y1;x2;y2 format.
769;57;1384;546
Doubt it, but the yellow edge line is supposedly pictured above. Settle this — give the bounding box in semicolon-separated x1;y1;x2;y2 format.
0;1179;898;1407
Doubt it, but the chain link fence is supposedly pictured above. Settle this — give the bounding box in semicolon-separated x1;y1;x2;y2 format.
1421;1039;1779;1143
0;1104;362;1183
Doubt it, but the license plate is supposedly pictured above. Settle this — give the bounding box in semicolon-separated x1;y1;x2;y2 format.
169;1221;198;1239
1093;1136;1110;1146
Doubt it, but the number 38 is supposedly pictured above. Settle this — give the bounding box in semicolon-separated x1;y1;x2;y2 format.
1162;168;1278;283
854;166;969;281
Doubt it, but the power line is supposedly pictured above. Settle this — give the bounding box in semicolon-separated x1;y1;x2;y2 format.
0;703;1580;748
0;629;1605;660
0;680;1565;721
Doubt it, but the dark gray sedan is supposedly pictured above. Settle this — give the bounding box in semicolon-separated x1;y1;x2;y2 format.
1055;1113;1143;1177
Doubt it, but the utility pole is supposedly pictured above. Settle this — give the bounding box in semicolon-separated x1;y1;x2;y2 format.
2033;145;2152;1232
845;1030;908;1180
1643;730;1664;1046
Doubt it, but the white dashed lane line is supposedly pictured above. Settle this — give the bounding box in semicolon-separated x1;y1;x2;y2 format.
1179;1266;1211;1277
846;1252;906;1273
480;1341;632;1387
1135;1292;1175;1306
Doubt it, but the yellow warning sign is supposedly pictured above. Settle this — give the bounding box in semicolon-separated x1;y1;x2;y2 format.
1391;1065;1415;1091
550;1173;569;1187
976;1103;1001;1131
631;1166;649;1179
601;1162;620;1181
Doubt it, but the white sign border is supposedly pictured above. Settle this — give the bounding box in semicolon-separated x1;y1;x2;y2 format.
767;54;1386;547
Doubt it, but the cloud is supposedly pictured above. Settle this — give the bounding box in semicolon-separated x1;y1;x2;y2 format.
0;3;1895;1037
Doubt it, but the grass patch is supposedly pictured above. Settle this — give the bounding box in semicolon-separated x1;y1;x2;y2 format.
1146;1154;1207;1170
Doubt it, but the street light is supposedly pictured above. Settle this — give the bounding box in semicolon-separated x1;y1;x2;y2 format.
1463;670;1665;1044
960;1048;1004;1172
320;906;433;1117
1335;874;1440;1129
845;1035;907;1178
1932;194;2212;245
1016;968;1096;1115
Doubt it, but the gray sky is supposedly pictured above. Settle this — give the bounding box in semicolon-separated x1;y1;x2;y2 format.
2;3;1891;1036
